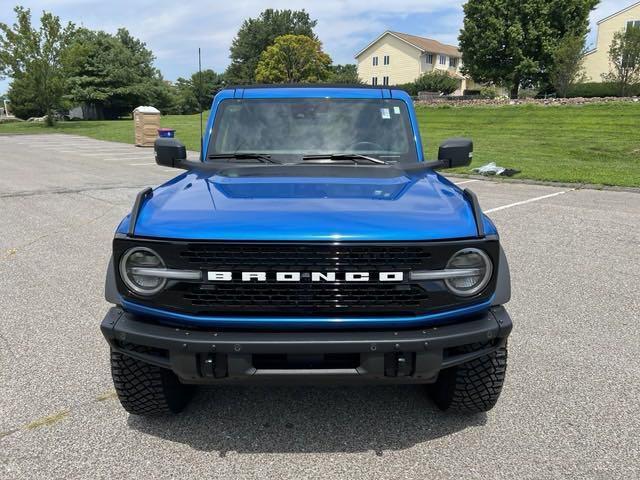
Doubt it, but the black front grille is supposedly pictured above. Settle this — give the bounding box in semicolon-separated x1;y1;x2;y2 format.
182;282;429;315
114;238;499;318
178;244;432;270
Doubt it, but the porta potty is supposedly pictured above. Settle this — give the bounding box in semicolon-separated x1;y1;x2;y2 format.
133;106;161;147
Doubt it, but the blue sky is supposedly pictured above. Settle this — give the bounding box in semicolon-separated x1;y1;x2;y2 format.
0;0;630;94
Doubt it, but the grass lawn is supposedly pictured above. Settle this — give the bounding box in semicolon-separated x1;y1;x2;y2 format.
1;103;639;187
0;113;206;153
418;103;640;187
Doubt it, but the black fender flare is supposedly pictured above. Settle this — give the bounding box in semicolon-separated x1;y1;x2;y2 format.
105;255;123;305
492;246;511;306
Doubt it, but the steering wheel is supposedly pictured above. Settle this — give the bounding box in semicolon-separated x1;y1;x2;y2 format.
347;141;384;152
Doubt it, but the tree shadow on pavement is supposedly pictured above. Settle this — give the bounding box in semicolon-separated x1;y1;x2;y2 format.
127;385;486;455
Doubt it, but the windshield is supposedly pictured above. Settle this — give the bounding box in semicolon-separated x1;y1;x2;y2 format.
207;98;418;164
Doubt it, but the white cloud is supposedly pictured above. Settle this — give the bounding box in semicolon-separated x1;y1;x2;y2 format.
0;0;633;93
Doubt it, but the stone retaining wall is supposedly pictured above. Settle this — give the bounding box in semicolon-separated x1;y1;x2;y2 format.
415;96;640;107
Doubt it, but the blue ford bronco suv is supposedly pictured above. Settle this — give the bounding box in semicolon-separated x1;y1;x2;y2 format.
101;85;512;416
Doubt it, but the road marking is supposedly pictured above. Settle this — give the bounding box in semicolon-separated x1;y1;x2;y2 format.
19;143;94;147
36;146;123;151
485;189;574;213
104;157;155;162
55;147;134;151
454;180;479;186
45;154;152;160
57;150;141;155
77;151;141;156
128;162;156;166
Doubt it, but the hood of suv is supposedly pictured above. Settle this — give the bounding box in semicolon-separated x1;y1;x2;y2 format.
121;167;487;241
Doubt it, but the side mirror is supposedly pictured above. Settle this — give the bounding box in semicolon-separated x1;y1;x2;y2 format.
154;137;187;169
437;138;473;169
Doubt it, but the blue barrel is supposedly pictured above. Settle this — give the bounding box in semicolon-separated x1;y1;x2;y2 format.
157;128;176;138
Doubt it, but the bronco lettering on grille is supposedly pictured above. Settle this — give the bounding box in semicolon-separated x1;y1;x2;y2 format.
207;271;404;282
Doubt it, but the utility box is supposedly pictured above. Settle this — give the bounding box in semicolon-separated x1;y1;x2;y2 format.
133;106;161;147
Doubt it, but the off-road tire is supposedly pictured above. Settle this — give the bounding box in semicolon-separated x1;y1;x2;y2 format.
110;346;194;416
429;342;507;413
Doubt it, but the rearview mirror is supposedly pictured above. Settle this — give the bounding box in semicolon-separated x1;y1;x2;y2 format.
438;138;473;169
154;137;187;169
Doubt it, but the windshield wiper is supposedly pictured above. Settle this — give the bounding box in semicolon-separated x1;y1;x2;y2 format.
207;153;278;164
301;153;389;165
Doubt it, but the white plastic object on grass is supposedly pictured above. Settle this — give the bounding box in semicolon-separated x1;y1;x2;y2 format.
472;162;506;176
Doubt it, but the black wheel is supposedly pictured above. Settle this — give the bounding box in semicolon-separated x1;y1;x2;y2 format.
429;342;507;413
110;346;194;416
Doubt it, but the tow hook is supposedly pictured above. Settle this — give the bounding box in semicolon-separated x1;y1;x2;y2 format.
201;354;228;378
384;352;415;377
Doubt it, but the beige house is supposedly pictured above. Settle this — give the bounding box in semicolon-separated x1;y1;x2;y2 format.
583;2;640;82
355;31;480;95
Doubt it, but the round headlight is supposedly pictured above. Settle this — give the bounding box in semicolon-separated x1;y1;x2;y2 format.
119;247;166;296
444;248;493;297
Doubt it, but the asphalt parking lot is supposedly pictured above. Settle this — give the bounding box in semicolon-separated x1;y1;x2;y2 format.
1;133;638;479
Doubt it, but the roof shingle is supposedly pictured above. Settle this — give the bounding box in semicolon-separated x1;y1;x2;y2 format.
389;31;460;57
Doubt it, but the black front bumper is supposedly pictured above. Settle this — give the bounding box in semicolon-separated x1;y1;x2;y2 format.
101;307;512;385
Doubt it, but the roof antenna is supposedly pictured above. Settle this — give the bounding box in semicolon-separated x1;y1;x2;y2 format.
198;47;204;161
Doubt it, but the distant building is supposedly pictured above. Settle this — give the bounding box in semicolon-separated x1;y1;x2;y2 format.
1;99;15;120
583;2;640;82
355;31;482;95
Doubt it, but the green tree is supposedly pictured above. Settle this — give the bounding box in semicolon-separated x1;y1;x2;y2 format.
147;76;180;115
0;6;75;124
226;9;317;84
327;64;362;84
603;25;640;96
255;34;331;84
173;77;199;114
192;70;225;110
550;35;587;97
414;71;459;94
64;28;168;117
172;70;225;114
459;0;597;98
6;75;40;119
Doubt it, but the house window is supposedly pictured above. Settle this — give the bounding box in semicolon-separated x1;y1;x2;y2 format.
449;57;459;68
439;55;447;65
372;56;379;66
383;55;390;65
426;53;433;64
372;77;378;86
383;76;389;86
628;20;640;30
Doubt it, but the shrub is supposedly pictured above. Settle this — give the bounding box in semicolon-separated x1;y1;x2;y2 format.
395;72;463;97
518;88;538;99
463;89;482;96
395;82;419;96
479;86;498;99
566;82;640;97
414;71;459;95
